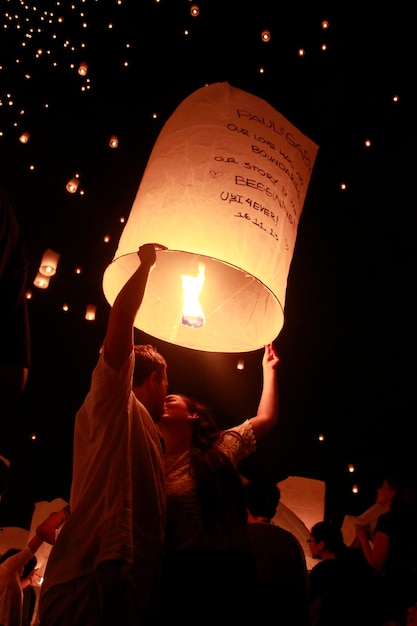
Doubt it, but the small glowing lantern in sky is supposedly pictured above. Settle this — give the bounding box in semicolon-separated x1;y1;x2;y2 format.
33;272;50;289
39;249;60;277
78;62;88;76
109;135;119;148
102;82;318;352
85;304;96;320
66;177;79;193
19;132;30;144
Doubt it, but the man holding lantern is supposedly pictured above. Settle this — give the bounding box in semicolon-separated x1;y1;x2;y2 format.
39;244;168;626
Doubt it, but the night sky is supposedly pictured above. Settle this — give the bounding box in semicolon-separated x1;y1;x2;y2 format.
0;1;414;530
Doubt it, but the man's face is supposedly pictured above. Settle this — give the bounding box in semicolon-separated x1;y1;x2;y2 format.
153;368;168;422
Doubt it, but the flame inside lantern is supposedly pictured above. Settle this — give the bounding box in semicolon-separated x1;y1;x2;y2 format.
181;263;205;328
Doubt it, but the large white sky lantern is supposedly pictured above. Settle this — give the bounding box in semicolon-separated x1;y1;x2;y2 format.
102;82;319;352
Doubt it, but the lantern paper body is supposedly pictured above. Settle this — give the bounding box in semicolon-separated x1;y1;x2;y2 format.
39;248;60;276
85;304;97;320
103;82;319;352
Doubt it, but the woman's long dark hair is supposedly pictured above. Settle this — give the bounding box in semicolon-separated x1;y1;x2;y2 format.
181;395;248;538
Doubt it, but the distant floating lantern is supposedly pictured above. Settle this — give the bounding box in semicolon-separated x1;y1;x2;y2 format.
19;131;30;144
261;30;271;42
237;359;245;370
66;177;79;193
33;272;50;289
39;248;60;277
109;135;119;148
190;4;199;16
78;62;88;76
85;304;96;320
102;82;318;352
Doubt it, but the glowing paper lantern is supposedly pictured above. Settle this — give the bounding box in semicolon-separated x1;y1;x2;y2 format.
66;177;79;193
102;82;319;352
39;249;60;276
33;272;50;289
19;132;30;144
109;135;119;148
85;304;96;320
78;62;88;76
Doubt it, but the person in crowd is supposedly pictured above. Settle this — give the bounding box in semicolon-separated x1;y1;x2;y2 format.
0;187;31;424
308;519;374;626
355;472;417;625
3;549;39;626
0;508;69;626
20;556;37;626
156;342;279;625
244;478;312;625
38;244;169;626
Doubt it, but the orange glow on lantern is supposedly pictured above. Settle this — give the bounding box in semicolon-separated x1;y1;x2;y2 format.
181;263;205;328
78;62;88;76
66;177;79;193
85;304;96;320
39;249;60;277
33;272;50;289
19;131;30;143
237;359;245;370
102;82;318;352
109;135;119;148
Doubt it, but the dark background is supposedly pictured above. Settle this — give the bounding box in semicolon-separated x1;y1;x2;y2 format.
0;1;415;530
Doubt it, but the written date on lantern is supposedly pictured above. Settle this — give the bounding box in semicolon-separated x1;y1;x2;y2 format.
234;210;283;243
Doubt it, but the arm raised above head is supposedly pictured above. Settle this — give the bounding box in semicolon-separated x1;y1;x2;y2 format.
104;244;163;371
27;507;70;555
249;343;279;442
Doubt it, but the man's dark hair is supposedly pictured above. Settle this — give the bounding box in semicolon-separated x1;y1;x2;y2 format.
132;344;167;387
311;520;346;556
